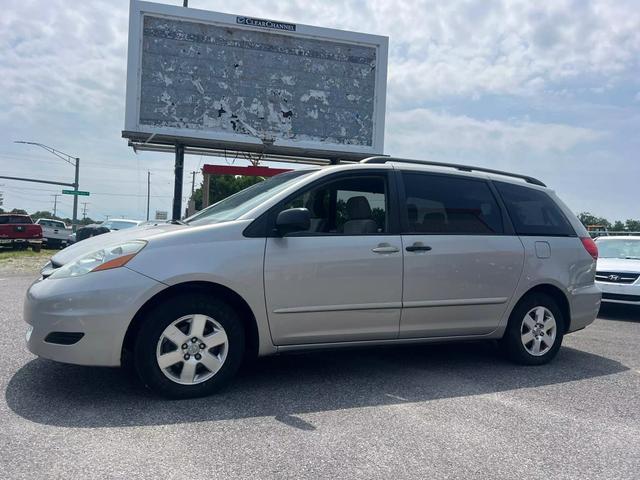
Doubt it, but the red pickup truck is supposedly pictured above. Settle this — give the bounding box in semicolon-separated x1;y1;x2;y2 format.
0;214;43;252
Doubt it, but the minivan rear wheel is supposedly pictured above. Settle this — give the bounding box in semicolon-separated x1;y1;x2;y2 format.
502;292;564;365
133;293;245;399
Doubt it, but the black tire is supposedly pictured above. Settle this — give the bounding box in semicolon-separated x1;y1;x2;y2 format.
501;292;565;365
32;245;41;252
133;293;245;399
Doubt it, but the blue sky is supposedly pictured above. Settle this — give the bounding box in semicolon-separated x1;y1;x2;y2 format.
0;0;639;221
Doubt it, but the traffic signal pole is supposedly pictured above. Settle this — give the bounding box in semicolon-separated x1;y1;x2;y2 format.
72;157;80;231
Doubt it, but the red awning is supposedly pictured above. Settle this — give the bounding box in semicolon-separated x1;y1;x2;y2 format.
202;164;291;177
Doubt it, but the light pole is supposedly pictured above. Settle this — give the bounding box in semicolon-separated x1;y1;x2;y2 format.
146;170;151;221
14;141;81;232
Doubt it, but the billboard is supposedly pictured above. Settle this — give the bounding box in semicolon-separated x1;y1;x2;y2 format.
124;1;388;161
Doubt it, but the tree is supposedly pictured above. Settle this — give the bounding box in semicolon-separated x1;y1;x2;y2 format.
191;175;265;211
612;220;625;231
31;210;60;221
577;212;611;229
10;208;28;215
625;219;640;232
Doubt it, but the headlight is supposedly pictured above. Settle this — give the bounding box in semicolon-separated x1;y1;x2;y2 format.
49;240;147;279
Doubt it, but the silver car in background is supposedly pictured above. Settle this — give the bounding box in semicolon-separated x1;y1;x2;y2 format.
24;158;601;398
595;236;640;305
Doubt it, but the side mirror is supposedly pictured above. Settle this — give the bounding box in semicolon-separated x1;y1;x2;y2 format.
275;208;311;236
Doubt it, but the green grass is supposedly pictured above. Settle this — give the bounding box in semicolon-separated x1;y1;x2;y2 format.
0;248;49;260
0;248;52;273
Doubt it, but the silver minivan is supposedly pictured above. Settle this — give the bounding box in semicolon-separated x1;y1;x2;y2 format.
24;158;601;398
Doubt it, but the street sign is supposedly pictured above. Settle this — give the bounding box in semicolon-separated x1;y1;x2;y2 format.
62;189;90;196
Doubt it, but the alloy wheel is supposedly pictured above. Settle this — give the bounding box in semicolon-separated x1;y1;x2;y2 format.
520;306;557;357
155;314;228;385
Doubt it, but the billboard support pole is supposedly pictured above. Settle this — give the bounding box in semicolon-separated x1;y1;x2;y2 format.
172;144;184;220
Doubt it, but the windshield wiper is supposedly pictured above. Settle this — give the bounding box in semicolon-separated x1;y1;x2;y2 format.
624;256;640;260
169;219;187;225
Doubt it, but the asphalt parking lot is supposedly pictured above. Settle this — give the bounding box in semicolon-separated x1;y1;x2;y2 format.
1;273;639;479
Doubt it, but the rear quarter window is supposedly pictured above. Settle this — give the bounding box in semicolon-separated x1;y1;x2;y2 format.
495;182;575;236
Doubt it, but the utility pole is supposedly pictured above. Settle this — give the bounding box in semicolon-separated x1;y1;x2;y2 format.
190;170;197;195
146;170;151;221
81;202;89;220
51;194;61;217
13;141;81;232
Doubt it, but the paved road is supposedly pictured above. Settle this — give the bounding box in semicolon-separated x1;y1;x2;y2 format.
1;274;639;479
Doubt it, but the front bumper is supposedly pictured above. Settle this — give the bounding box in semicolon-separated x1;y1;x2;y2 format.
24;266;165;366
597;281;640;305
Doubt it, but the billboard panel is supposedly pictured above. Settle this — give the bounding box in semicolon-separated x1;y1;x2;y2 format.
124;1;388;160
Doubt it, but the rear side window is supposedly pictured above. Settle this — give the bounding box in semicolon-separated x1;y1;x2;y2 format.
0;215;32;224
401;173;503;234
495;182;574;236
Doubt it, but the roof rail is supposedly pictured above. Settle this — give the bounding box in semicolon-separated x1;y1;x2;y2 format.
360;156;546;187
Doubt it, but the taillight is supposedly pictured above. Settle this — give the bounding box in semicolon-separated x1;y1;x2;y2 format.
581;237;598;260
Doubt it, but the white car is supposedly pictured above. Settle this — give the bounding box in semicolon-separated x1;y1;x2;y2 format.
595;236;640;305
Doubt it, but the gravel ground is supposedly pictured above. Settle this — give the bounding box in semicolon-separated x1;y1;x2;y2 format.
1;272;639;479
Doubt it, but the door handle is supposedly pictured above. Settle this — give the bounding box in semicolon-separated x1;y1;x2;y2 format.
406;243;432;252
372;243;400;254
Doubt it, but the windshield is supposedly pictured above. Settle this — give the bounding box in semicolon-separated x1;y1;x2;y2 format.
187;170;315;226
596;238;640;259
103;220;138;230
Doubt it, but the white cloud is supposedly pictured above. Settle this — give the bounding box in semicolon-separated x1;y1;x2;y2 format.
0;0;638;220
0;0;128;119
386;108;603;160
2;0;639;118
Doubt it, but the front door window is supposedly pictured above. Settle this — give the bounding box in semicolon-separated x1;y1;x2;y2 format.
282;176;388;235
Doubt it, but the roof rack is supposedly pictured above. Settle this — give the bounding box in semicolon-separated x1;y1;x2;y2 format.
360;156;546;187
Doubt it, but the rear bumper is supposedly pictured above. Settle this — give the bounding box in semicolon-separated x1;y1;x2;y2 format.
0;238;42;246
567;284;601;333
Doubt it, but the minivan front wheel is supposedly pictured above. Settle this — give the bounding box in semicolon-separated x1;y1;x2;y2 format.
133;294;245;399
502;293;564;365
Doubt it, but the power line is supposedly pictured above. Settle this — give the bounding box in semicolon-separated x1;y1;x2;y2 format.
1;184;173;198
0;152;177;173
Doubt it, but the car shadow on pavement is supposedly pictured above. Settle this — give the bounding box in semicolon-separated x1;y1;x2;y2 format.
598;304;640;323
5;342;628;430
